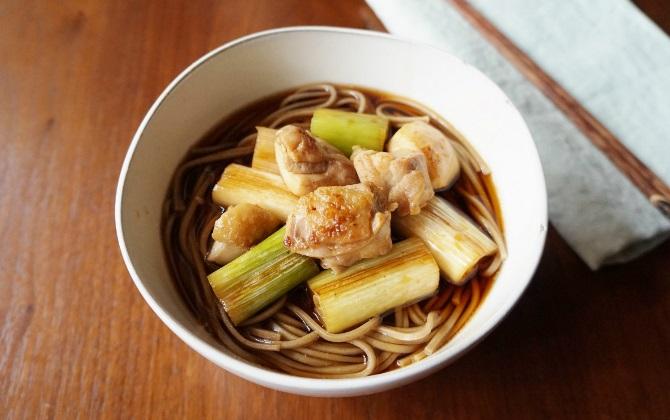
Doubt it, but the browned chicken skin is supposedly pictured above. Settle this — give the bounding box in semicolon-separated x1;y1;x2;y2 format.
207;203;282;265
274;125;359;195
284;184;392;272
351;146;434;216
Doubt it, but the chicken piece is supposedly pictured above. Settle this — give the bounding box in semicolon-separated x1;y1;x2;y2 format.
274;125;358;195
351;146;434;216
207;203;282;265
284;184;392;272
386;121;460;190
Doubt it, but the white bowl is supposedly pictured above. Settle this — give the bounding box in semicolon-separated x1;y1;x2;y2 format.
115;27;547;397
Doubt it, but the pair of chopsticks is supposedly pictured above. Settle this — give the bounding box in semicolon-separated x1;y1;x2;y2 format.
359;0;670;218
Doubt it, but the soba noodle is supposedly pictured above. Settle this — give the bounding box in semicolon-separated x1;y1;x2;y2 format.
162;84;505;377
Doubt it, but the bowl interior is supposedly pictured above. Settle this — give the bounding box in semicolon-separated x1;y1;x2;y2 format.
116;27;547;397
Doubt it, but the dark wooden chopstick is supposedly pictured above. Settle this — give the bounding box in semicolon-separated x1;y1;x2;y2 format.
360;0;670;216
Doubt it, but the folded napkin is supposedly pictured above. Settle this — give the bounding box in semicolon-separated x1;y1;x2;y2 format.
367;0;670;269
471;0;670;187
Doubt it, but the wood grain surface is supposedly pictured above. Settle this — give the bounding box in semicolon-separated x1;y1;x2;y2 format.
1;1;669;418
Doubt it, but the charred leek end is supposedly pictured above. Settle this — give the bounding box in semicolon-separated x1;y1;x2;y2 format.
207;240;247;265
208;226;320;325
393;196;497;285
308;238;439;333
310;109;389;156
251;127;279;174
212;163;298;220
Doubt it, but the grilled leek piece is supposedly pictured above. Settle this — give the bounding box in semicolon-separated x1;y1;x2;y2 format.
393;196;497;284
308;238;439;333
251;127;279;174
207;227;320;325
212;163;297;220
310;108;389;156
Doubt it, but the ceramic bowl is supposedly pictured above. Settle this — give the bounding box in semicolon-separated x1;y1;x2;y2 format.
115;27;547;397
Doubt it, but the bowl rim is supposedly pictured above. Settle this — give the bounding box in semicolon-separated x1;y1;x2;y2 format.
115;26;548;394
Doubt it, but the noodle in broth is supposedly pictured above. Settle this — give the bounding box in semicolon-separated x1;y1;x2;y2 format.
162;83;506;377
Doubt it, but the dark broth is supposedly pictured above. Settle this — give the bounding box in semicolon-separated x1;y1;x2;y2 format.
163;84;503;350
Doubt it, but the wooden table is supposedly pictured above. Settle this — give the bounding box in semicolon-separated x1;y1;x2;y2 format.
2;1;669;418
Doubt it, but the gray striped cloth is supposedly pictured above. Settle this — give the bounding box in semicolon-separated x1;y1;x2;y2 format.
367;0;670;269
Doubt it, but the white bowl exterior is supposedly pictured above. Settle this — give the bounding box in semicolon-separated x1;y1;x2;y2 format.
116;27;547;397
